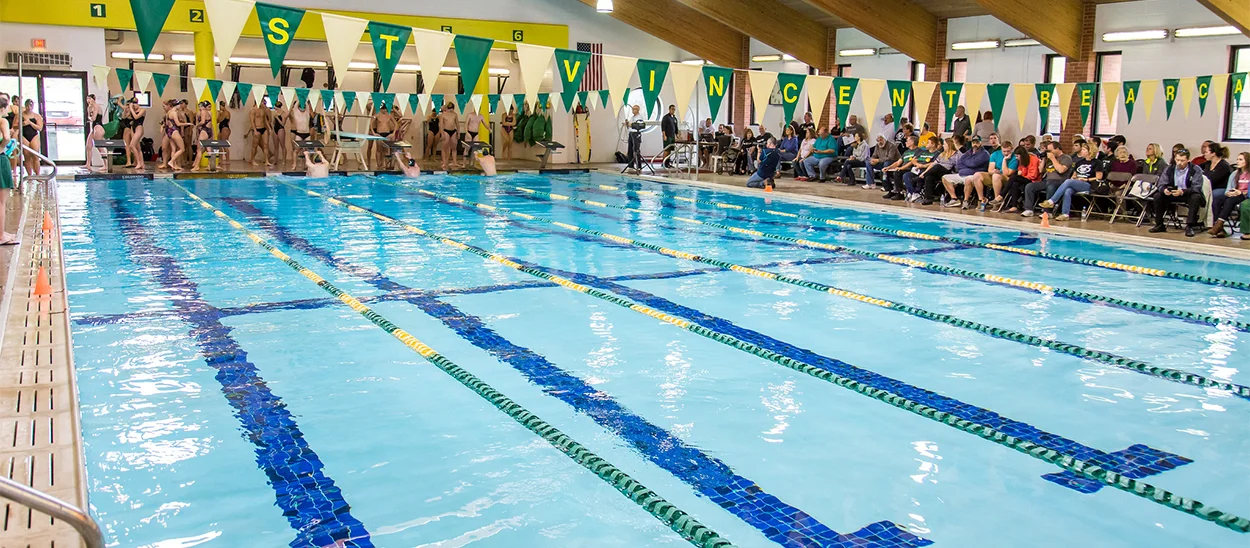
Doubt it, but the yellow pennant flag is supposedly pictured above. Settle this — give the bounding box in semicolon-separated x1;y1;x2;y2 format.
1140;80;1158;123
1055;83;1076;130
1211;73;1229;112
747;70;778;125
963;83;985;125
806;75;833;127
1012;83;1032;131
911;81;937;129
1101;82;1121;126
860;79;886;127
1179;77;1195;119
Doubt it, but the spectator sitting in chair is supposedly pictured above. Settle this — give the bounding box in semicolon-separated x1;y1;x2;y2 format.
747;137;780;190
836;130;870;185
778;125;799;165
864;135;899;190
881;134;920;200
1149;148;1207;237
304;149;330;178
801;127;838;182
794;128;818;180
941;135;990;209
1209;151;1250;238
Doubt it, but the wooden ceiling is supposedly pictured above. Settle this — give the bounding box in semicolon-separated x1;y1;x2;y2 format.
775;0;1132;28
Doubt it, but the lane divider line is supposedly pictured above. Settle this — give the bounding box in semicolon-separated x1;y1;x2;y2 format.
458;177;1249;334
359;178;1250;401
168;181;736;548
275;178;1250;534
552;175;1250;292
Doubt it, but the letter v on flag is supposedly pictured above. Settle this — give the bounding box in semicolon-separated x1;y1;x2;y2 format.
554;48;592;94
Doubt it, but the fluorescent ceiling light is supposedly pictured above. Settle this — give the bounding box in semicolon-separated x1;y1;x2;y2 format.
111;52;163;60
440;66;462;74
681;59;706;66
1102;29;1168;42
284;59;327;68
838;48;876;57
596;0;613;13
229;56;269;65
1174;25;1239;38
951;40;1000;51
751;54;782;63
1003;38;1041;47
394;63;420;72
782;54;796;61
878;47;902;56
348;61;377;70
488;68;510;75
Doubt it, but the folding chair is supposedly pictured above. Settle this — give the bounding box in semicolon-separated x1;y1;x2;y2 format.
1078;172;1132;221
1112;174;1155;225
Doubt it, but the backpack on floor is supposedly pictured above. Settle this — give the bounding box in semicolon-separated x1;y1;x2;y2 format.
141;137;156;161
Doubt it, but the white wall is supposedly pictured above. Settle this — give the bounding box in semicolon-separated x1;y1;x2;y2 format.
0;23;108;98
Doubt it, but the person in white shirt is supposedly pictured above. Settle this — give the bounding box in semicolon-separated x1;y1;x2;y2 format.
622;104;645;173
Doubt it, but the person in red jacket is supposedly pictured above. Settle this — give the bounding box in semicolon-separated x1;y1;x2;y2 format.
1002;146;1042;213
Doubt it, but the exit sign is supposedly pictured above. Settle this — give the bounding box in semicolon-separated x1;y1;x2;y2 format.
31;39;46;50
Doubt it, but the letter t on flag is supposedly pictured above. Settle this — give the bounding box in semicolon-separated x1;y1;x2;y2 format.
369;21;412;92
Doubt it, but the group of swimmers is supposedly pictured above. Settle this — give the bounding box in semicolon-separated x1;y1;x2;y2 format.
2;94;45;180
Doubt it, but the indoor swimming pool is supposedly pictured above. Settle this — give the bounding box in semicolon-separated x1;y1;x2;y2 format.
60;172;1249;547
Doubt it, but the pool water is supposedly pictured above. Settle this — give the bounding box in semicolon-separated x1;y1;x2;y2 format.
60;172;1249;547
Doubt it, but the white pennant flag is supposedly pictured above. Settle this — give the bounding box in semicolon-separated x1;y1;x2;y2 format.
417;93;431;117
1101;81;1121;123
395;93;410;115
747;70;778;125
602;54;637;115
91;65;111;88
516;43;555;110
191;77;209;102
1179;77;1195;119
806;75;833;125
281;86;296;109
668;62;701;121
963;83;986;125
413;28;454;97
471;94;484;114
1012;83;1033;131
860;79;887;127
134;71;153;93
219;81;237;105
204;0;254;75
252;84;268;108
500;93;515;113
321;13;368;76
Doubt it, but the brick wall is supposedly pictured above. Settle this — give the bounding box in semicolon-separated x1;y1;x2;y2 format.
823;28;837;129
731;36;750;135
1060;1;1098;148
921;19;949;133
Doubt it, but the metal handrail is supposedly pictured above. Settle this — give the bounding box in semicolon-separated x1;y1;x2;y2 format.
0;476;104;548
19;143;57;182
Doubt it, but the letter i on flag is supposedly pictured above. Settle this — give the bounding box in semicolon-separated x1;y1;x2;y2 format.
636;59;669;117
255;2;306;77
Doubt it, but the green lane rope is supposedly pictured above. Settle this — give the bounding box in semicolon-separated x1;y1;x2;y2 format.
456;177;1249;334
275;178;1250;535
169;181;735;548
361;177;1250;400
555;177;1250;292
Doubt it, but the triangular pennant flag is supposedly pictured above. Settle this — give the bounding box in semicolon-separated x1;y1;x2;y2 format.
574;91;586;113
560;91;577;113
702;66;734;121
191;77;209;102
1163;79;1180;120
207;79;224;102
471;94;484;114
91;65;111;88
395;93;410;115
341;91;358;113
777;73;807;123
1012;83;1032;131
499;94;514;114
1034;83;1056;129
1179;77;1195;118
1140;80;1158;123
1210;73;1228;113
454;35;494;95
430;94;444;113
418;93;431;117
832;77;859;127
748;71;779;125
1195;75;1212;116
1121;80;1140;124
636;59;669;118
383;93;396;112
368;21;412;92
409;93;421;116
886;80;910;129
668;62;701;120
1231;73;1248;108
115;68;134;92
1075;83;1096;128
281;86;296;109
911;81;937;130
255;2;306;77
1101;81;1121;125
252;84;268;107
963;83;985;129
321;13;369;77
129;0;176;60
602;54;636;115
537;92;550;111
455;93;471;112
152;73;171;96
134;71;153;93
1054;82;1076;130
295;87;311;109
220;81;236;104
597;89;611;112
807;75;833;127
554;48;592;93
939;82;963;132
511;93;525;112
859;78;885;127
986;83;1009;131
413;28;454;97
517;43;557;111
235;82;253;106
319;89;335;111
204;0;254;74
335;91;346;113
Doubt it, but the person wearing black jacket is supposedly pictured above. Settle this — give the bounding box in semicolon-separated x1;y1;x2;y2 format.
1150;149;1207;236
950;106;971;138
747;137;781;189
661;105;678;165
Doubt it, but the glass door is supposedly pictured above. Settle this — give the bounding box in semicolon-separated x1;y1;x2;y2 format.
0;70;88;164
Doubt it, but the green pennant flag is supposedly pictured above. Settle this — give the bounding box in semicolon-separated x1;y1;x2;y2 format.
207;79;224;102
597;89;611;111
512;94;526;112
129;0;176;60
368;21;412;92
320;89;335;110
455;93;471;112
295;88;311;109
1122;80;1141;124
431;94;444;112
833;77;859;126
1034;83;1056;128
537;92;550;110
559;91;576;113
887;80;912;129
986;83;1009;131
342;91;357;112
776;73;806;123
382;93;395;112
553;48;592;94
487;94;500;114
576;91;588;110
266;85;281;107
1196;75;1212;116
1162;79;1179;120
255;2;306;78
236;82;254;106
152;73;171;96
409;93;420;115
939;82;962;131
1075;83;1096;127
453;35;494;95
1232;72;1248;108
636;59;669;117
702;66;733;120
115;68;134;92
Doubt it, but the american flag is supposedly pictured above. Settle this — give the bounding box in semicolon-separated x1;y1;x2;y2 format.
576;42;603;92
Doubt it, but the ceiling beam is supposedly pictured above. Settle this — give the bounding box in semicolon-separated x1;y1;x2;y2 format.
673;0;829;68
973;0;1083;59
1196;0;1250;37
799;0;937;65
577;0;746;68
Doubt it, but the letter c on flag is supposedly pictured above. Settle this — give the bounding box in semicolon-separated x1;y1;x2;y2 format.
783;83;798;103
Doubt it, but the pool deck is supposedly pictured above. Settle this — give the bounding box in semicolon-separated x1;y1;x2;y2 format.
0;181;88;548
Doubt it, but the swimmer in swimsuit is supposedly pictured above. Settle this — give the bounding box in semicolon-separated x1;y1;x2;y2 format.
437;102;460;171
425;110;439;159
19;99;44;178
217;100;232;159
288;102;313;171
249;102;273;166
370;105;396;168
0;93;17;245
500;105;516;160
271;101;288;165
191;101;216;172
393;150;421;178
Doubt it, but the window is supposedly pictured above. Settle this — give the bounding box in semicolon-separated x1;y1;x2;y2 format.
1225;46;1250;141
1093;52;1121;136
837;64;852;77
1043;54;1066;134
941;59;967;132
908;61;926;123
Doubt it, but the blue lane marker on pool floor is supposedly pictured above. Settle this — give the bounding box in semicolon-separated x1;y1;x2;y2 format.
221;197;932;548
104;198;374;548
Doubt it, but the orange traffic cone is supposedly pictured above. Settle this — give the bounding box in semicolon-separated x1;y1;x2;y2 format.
1040;211;1051;228
33;266;53;297
42;212;53;232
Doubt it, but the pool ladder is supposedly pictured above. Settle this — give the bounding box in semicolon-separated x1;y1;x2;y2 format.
19;144;58;185
0;476;103;548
